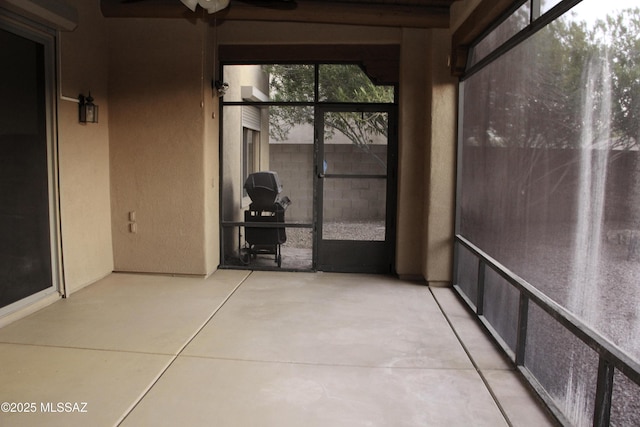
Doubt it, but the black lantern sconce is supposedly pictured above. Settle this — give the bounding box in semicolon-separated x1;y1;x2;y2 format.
78;92;98;123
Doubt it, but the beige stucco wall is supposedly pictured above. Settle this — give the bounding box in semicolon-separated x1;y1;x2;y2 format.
421;29;457;285
108;18;214;275
203;24;220;274
58;0;114;293
396;28;428;279
396;28;457;283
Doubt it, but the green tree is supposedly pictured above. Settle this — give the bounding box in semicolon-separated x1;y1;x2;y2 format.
466;7;640;151
263;64;394;167
513;7;639;150
592;8;640;149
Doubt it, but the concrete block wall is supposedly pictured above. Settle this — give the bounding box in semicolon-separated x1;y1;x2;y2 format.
269;144;314;222
270;143;388;222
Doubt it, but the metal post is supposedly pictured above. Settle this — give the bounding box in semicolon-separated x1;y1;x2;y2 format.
593;357;615;427
477;259;485;316
452;241;460;288
515;293;529;366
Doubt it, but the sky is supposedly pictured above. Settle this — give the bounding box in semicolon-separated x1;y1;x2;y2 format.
570;0;639;27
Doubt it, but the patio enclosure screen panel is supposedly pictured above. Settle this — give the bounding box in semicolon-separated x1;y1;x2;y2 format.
455;0;640;425
220;63;396;271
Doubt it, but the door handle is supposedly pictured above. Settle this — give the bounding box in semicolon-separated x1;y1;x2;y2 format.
318;173;325;179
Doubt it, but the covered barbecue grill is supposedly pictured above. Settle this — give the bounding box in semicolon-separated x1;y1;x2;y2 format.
241;171;291;267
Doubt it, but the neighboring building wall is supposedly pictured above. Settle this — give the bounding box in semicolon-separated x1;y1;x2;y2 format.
222;65;270;223
221;65;270;260
58;0;114;293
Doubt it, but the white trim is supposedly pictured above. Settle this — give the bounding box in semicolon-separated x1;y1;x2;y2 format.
241;85;269;102
0;289;60;328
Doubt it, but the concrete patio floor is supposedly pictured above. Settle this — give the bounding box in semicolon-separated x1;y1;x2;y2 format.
0;270;555;426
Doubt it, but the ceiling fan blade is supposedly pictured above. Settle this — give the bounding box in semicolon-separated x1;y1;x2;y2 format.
198;0;232;13
115;0;295;14
180;0;198;11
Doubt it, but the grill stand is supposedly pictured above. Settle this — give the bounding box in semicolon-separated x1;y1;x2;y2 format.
240;208;286;268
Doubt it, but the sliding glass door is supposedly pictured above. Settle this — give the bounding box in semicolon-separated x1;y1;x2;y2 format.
0;18;58;310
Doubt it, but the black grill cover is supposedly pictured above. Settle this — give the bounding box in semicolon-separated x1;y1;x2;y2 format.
244;171;284;211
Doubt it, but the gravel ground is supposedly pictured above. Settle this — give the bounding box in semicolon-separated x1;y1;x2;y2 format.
285;220;386;248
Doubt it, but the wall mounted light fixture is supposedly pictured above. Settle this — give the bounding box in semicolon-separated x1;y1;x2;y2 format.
78;92;98;123
214;80;229;97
